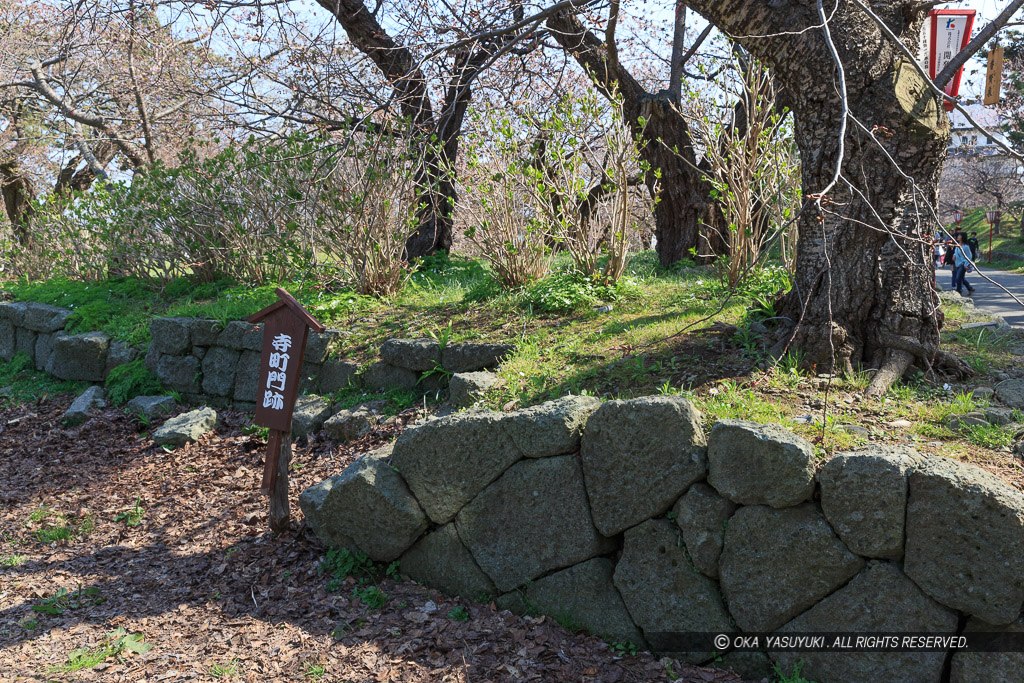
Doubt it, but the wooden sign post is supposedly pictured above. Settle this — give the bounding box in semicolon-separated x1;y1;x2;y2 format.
247;288;326;532
984;45;1004;107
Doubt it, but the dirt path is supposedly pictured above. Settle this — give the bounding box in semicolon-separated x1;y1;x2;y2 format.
0;398;750;682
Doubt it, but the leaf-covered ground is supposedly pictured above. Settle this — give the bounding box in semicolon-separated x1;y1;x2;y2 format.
0;398;751;682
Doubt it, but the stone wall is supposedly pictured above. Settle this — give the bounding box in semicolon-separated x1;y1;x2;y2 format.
144;317;513;409
0;301;138;381
299;395;1024;683
2;302;513;410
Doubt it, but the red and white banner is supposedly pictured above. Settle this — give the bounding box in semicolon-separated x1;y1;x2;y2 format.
919;9;976;110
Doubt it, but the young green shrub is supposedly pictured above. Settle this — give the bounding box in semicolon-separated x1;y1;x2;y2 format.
524;270;631;314
460;112;554;289
105;359;164;406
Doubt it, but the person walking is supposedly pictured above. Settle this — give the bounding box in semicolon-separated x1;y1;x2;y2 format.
953;233;976;297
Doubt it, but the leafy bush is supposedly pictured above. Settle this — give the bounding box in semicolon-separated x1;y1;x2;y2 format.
10;132;419;297
105;360;163;406
524;271;639;314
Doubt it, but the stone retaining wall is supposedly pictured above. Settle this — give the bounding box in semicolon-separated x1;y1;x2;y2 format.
299;396;1024;683
144;317;512;409
1;302;513;410
0;301;138;381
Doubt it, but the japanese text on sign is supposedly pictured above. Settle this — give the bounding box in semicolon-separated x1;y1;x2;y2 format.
262;333;293;411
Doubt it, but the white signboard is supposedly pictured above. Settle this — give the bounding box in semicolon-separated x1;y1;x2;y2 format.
918;23;931;76
934;12;972;96
919;9;976;103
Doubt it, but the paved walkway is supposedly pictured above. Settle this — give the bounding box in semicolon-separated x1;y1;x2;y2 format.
943;264;1024;328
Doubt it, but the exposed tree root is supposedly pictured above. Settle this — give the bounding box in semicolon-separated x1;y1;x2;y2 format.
865;332;974;397
865;349;914;398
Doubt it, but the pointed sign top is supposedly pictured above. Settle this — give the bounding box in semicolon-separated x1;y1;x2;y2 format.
247;287;326;332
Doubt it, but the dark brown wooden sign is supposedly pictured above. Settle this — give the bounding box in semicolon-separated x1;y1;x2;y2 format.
247;288;325;506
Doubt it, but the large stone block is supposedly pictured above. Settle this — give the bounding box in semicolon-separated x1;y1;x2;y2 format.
904;456;1024;624
304;329;344;364
614;519;732;663
719;504;864;632
201;346;239;397
291;395;332;438
233;351;260;402
217;320;262;350
363;361;418;391
152;407;217;447
144;346;161;374
448;371;503;408
48;331;110;382
456;455;614;592
380;338;441;371
125;395;176;421
818;446;922;559
442;342;515;373
500;558;645;647
995;378;1024;409
323;401;385;442
15;327;36;358
298;455;428;562
773;562;958;683
0;319;14;360
20;302;72;332
190;319;223;347
155;354;202;394
951;616;1024;683
63;386;107;426
391;411;522;524
707;419;816;507
0;301;28;325
581;396;707;536
503;395;600;457
398;523;497;601
318;358;359;393
104;340;138;376
672;482;736;578
34;332;55;371
149;317;193;355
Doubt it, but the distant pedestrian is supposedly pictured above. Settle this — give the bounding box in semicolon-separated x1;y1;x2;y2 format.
933;233;948;268
952;233;976;297
968;232;980;261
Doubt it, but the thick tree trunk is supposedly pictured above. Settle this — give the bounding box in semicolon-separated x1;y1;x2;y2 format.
547;12;724;267
638;97;725;265
315;0;471;261
0;159;35;246
688;0;973;394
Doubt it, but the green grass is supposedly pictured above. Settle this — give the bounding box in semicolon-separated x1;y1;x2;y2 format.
773;661;817;683
105;359;165;405
963;423;1016;449
209;660;240;678
319;547;378;591
0;352;87;405
32;585;105;615
694;380;794;427
114;495;145;527
1;554;25;567
448;606;470;622
304;663;327;679
27;506;94;544
353;585;387;609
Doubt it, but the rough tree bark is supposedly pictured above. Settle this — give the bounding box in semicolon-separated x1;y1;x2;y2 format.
546;11;726;266
687;0;973;395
